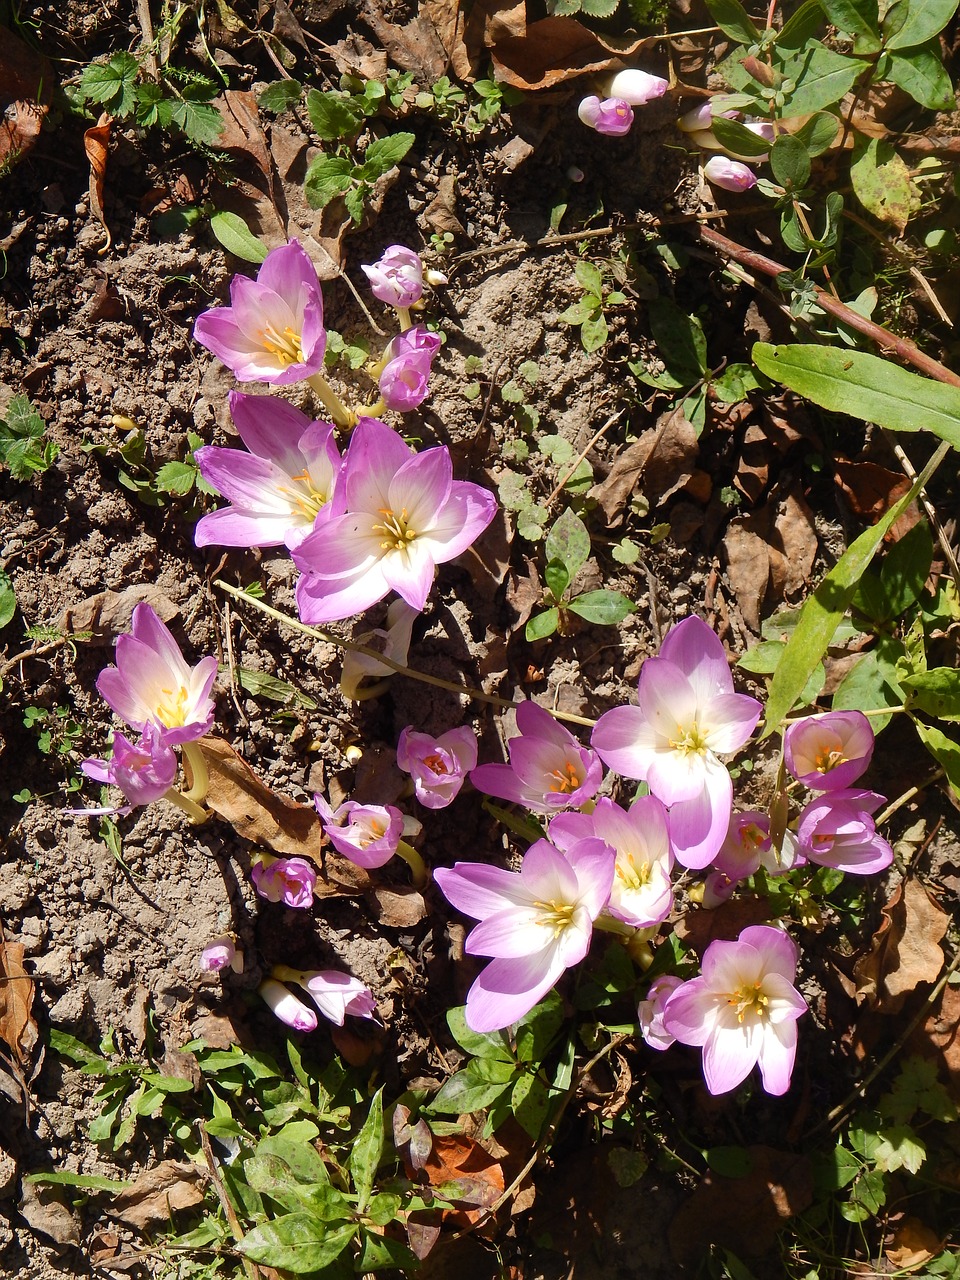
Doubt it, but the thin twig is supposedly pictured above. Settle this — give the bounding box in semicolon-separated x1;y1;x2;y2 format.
214;580;599;729
199;1123;261;1280
545;410;623;509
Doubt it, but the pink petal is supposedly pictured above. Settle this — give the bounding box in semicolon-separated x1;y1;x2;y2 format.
703;692;762;754
418;483;498;563
467;908;552;959
228;391;314;468
738;926;798;981
465;949;564;1033
756;1020;798;1095
660;615;733;704
520;838;581;903
591;704;657;779
344;419;415;515
668;758;733;868
434;863;534;921
702;1014;760;1094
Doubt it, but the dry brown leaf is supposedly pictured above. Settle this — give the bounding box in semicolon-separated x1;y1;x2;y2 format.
733;422;770;505
109;1161;206;1229
0;934;37;1069
326;33;389;81
84;115;112;253
911;981;960;1092
456;0;525;77
674;898;772;956
854;879;948;1014
423;174;465;240
419;0;470;81
0;25;53;172
885;1217;944;1271
214;90;275;196
770;491;818;597
60;585;180;643
723;491;817;631
722;517;770;632
412;1133;505;1227
490;17;652;88
371;887;428;928
669;1147;813;1262
361;0;449;80
834;458;920;541
19;1180;80;1247
590;410;698;527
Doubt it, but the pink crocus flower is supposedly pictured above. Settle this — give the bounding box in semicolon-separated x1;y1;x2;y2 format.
607;69;668;105
259;978;318;1032
96;603;217;748
662;925;808;1095
199;936;242;974
362;245;424;309
396;725;478;809
471;701;602;815
550;795;673;929
577;96;634;136
784;711;874;791
292;418;497;624
314;796;407;869
340;598;419;700
378;325;442;412
193;239;326;385
715;811;805;882
434;837;616;1033
796;789;892;874
194;392;342;551
638;974;684;1050
703;156;757;191
295;970;379;1025
81;722;177;810
591;615;761;870
251;855;317;908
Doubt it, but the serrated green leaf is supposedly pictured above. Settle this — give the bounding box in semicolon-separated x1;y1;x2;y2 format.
525;608;560;640
567;590;635;625
305;89;362;140
579;0;620;14
752;344;960;449
238;1215;356;1272
303;156;353;209
169;98;224;145
155;460;197;495
872;1125;926;1173
344;184;366;224
258;79;303;113
209;210;269;263
363;131;415;178
80;53;139;114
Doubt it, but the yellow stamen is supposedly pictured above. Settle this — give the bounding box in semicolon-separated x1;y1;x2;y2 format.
616;853;651;891
669;722;708;755
424;752;449;776
372;507;416;552
727;980;769;1024
548;760;582;794
814;746;846;774
261;324;304;367
533;899;576;937
155;684;190;728
280;469;328;522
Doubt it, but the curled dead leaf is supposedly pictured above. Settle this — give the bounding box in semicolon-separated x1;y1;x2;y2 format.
109;1160;206;1229
84;114;112;253
854;879;948;1014
0;933;37;1070
885;1217;944;1271
490;17;653;89
0;25;54;172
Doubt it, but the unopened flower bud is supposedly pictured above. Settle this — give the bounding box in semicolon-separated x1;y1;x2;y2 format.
577;96;634;137
259;978;318;1032
199;935;242;973
703;155;757;192
607;69;668;106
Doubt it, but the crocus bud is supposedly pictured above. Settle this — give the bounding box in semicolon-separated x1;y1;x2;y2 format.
301;970;379;1025
703;155;757;191
251;855;317;908
423;267;448;287
607;69;668;106
578;96;634;136
378;325;442;412
259;978;318;1032
638;974;683;1050
396;725;478;809
340;599;419;700
199;936;242;974
678;102;714;132
362;245;424;309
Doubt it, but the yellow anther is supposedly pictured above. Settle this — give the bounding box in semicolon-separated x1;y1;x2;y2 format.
548;760;582;794
261;325;304;367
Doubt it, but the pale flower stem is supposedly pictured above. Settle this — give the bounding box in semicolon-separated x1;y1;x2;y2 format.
593;916;654;967
394;306;412;331
180;740;210;804
164;786;209;824
305;373;355;430
271;964;304;985
395;840;429;889
875;769;943;828
354;397;387;419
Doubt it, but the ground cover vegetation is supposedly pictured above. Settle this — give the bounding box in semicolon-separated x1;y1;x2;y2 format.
1;0;960;1277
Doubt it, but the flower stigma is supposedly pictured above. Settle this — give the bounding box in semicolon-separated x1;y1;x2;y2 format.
670;722;708;756
534;899;577;937
549;760;583;794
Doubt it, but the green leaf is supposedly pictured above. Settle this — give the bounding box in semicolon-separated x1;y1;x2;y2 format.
770;134;811;188
511;1073;551;1139
579;0;620;14
911;721;960;797
544;558;570;602
903;668;960;719
751;344;960;450
80;53;139;114
350;1089;383;1212
648;296;708;384
558;301;596;326
155;460;197;496
26;1170;132;1192
238;1216;356;1273
883;45;955;109
760;454;942;736
169;98;224;145
513;991;564;1063
343;184;366;225
0;571;16;630
567;590;635;625
209;211;269;263
141;1072;196;1093
832;647;903;732
258;79;303;113
712;116;774;158
872;1125;926;1174
525;608;559;641
574;260;604;296
850;136;913;230
776;0;826;46
356;1228;416;1270
880;519;932;617
791;111;841;155
879;1057;959;1125
775;45;863;115
238;667;317;709
303;156;354;209
580;313;608;353
362;131;415;178
255;1127;329;1184
446;1007;514;1061
704;0;761;42
885;0;956;48
546;508;591;580
813;1144;862;1192
816;0;881;44
305;89;362;140
428;1061;513;1114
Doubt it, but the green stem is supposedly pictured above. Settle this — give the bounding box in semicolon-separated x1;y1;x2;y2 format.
180;740;209;804
395;839;429;889
164;787;209;824
305;373;355;430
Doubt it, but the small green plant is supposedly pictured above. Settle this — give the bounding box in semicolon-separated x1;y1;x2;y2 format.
558;260;627;354
0;395;59;479
526;508;636;640
155;432;219;505
0;570;16;630
74;53;223;147
83;423;215;509
546;0;667;22
304;131;415;224
24;704;83;757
